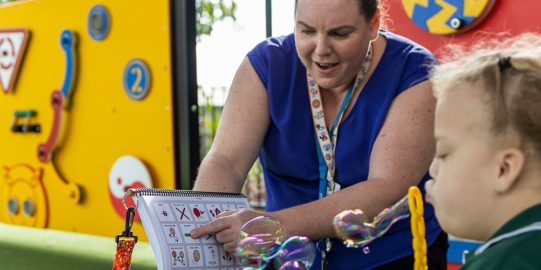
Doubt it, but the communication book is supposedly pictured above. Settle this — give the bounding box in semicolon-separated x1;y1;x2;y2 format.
127;188;249;270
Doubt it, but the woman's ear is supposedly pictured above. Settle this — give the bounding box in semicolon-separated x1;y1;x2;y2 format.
495;148;525;193
370;9;381;41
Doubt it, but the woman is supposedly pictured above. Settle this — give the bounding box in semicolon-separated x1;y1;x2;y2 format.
191;0;447;268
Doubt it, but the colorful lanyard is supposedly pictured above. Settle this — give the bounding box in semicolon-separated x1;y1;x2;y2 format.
307;42;373;268
308;42;373;199
113;207;138;270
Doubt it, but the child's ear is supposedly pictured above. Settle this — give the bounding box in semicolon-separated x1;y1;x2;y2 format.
495;148;525;193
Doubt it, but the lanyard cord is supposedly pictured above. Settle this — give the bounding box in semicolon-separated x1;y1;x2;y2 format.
113;207;138;270
307;43;373;268
308;42;373;199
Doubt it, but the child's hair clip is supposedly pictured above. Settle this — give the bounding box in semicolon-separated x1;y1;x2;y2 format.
498;56;512;71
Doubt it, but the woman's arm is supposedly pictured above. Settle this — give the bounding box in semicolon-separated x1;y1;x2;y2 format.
270;80;436;239
194;57;270;193
192;80;436;250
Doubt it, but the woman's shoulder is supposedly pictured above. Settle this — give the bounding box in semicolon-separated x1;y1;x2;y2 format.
381;30;434;60
249;33;296;56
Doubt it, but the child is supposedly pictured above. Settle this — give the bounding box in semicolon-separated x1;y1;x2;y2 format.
425;33;541;269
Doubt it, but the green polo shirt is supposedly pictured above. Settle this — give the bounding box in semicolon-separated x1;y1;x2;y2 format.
461;204;541;270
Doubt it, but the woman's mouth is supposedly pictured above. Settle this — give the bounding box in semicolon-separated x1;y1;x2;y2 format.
315;62;338;73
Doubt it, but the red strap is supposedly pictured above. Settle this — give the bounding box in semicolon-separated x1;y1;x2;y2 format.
113;237;136;270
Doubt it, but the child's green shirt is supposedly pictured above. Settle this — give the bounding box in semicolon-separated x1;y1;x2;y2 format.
462;204;541;270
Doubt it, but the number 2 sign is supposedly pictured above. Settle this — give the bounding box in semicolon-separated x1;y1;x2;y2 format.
123;58;151;101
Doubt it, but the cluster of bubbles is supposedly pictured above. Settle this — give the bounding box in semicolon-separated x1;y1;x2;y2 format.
235;216;316;270
332;194;410;248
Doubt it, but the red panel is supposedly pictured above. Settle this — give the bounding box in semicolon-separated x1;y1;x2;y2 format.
386;0;541;57
448;263;462;270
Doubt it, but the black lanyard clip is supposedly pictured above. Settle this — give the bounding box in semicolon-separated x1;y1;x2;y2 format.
115;207;138;243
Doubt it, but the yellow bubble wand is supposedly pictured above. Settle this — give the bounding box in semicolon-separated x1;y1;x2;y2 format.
408;186;427;270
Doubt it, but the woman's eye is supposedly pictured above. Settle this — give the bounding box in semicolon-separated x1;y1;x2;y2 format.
301;29;315;35
331;31;349;37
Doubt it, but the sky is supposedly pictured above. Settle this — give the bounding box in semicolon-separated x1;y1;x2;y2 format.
196;0;295;105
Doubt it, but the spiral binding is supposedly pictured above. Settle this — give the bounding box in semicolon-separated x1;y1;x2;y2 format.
125;188;247;198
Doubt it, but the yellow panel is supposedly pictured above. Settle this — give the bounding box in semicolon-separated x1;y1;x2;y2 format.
0;0;177;240
426;0;457;35
464;0;491;17
401;0;429;18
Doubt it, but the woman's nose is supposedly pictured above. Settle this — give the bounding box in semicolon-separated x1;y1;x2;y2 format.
314;35;332;56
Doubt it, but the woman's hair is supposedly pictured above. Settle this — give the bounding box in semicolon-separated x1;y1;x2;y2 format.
294;0;382;22
431;33;541;156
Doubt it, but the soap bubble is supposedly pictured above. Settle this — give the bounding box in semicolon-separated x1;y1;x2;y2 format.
332;195;410;247
362;246;370;254
273;236;316;269
278;261;308;270
236;216;287;269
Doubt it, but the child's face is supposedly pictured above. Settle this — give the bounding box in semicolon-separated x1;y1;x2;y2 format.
425;81;501;241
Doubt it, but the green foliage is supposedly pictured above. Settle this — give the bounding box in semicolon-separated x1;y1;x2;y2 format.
196;0;238;38
196;1;265;206
199;87;222;158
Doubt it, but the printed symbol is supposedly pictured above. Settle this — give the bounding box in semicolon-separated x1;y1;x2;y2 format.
310;88;318;95
325;154;332;161
87;5;110;41
162;210;169;217
192;207;205;218
171;249;185;266
168;227;179;242
109;155;152;221
176;207;190;220
209;207;222;218
314;111;324;119
0;38;15;69
312;99;321;108
193;249;201;262
323;144;331;151
316;124;324;131
222;251;233;261
123;59;151;101
0;30;30;94
401;0;496;35
319;133;328;141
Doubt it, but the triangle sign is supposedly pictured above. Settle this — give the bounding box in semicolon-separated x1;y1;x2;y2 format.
0;29;30;94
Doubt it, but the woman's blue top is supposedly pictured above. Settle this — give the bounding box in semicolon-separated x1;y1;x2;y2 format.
246;31;442;269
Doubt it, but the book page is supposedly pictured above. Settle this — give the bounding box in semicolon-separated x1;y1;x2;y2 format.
141;193;248;270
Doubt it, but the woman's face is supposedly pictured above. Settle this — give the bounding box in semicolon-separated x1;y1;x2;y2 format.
294;0;376;91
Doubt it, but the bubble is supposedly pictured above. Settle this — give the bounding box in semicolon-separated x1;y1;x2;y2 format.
332;209;372;247
332;194;410;247
278;261;308;270
236;216;287;269
362;246;370;254
273;236;316;269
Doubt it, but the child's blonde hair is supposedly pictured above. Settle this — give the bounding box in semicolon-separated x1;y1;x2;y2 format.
431;33;541;156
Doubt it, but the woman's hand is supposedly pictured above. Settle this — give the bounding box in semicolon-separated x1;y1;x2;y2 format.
190;209;264;252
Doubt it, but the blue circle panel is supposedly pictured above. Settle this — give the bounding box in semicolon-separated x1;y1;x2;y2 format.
123;59;151;101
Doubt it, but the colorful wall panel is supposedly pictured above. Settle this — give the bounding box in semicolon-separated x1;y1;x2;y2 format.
0;0;180;240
